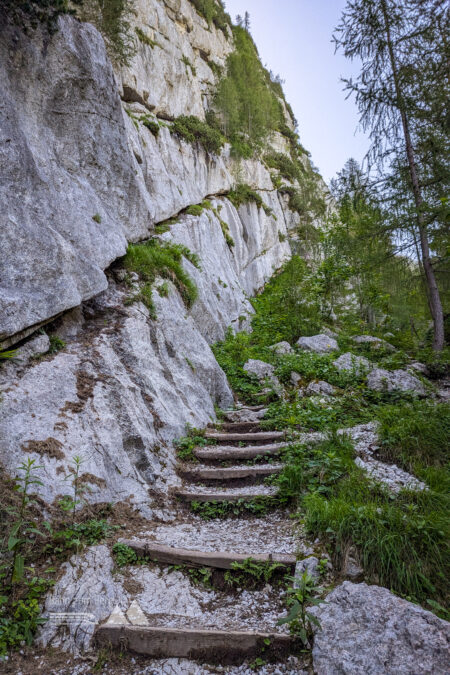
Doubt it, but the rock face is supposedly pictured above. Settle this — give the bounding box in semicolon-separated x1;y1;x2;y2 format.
0;284;233;513
0;8;295;349
0;17;151;345
312;582;450;675
367;368;426;396
297;334;338;353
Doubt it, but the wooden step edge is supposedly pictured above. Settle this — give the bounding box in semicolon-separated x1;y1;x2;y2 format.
95;624;295;662
180;464;284;481
174;490;279;503
205;431;285;442
117;539;296;570
194;444;285;461
210;422;263;432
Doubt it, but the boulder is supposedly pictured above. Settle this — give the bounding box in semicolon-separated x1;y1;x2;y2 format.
305;381;336;397
408;361;429;376
352;335;396;352
294;557;320;583
269;341;293;355
243;359;282;393
290;371;302;387
312;582;450;675
367;368;426;396
296;334;338;354
333;352;371;375
13;333;50;364
321;327;339;339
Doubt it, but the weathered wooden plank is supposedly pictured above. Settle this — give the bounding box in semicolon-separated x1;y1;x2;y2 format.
95;624;295;662
174;489;278;503
117;539;296;569
205;431;285;442
180;464;284;481
194;443;286;461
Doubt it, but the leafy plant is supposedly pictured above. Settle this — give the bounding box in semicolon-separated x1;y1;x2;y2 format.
142;117;160;136
59;456;86;527
112;542;138;568
5;459;46;585
175;427;211;462
190;497;279;520
277;572;323;645
224;557;286;588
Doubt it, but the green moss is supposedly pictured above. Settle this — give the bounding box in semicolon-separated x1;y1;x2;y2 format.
171;115;225;155
185;204;204;217
123;239;200;318
92;213;102;224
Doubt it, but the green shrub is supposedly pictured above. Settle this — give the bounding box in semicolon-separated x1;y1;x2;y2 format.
189;0;231;33
212;26;286;154
124;239;200;318
142;117;160;136
112;542;138;567
171;116;225;155
265;152;302;183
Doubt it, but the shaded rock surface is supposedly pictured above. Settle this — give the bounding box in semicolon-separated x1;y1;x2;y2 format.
312;582;450;675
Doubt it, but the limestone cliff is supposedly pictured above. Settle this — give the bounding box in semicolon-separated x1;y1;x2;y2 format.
0;0;327;513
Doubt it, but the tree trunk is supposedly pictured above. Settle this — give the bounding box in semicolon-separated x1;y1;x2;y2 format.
381;0;445;351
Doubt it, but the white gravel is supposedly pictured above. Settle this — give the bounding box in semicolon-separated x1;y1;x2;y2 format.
139;512;312;555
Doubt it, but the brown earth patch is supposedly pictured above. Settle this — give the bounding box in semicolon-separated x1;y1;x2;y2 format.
22;437;64;460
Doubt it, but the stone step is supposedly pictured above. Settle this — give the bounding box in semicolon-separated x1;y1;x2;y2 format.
194;443;287;461
117;539;296;570
180;463;284;482
95;624;295;663
204;431;285;443
174;487;279;503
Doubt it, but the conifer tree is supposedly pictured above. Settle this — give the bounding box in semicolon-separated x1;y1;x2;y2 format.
334;0;448;350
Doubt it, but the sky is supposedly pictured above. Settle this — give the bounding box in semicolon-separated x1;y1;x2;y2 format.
223;0;371;183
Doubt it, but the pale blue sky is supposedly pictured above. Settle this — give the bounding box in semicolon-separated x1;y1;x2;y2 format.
223;0;370;183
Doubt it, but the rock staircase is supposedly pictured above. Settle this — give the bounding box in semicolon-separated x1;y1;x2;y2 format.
96;404;308;669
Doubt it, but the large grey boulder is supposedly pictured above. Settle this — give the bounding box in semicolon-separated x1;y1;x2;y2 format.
367;368;426;396
269;341;294;355
305;381;336;397
312;582;450;675
352;335;396;352
296;334;338;354
243;359;281;392
333;352;371;375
